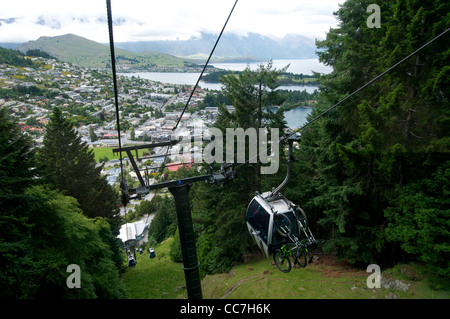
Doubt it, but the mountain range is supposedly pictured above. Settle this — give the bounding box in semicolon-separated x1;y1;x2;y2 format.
5;32;318;70
114;32;318;61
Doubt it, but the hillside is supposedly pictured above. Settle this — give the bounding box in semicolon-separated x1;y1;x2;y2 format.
122;237;450;299
17;34;197;70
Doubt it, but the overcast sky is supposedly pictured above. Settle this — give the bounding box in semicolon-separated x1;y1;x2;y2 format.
0;0;344;43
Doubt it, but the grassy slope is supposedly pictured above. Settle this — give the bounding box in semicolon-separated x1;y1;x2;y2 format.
121;237;450;299
90;146;147;162
121;238;188;299
18;34;187;69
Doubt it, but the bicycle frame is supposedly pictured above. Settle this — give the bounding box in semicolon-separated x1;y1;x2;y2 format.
272;211;324;272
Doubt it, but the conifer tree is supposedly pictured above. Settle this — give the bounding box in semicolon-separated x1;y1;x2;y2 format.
191;62;289;274
0;108;36;298
217;61;288;193
36;107;120;233
0;109;126;298
290;0;449;272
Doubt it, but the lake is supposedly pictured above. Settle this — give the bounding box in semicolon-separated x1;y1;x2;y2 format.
121;58;331;93
211;58;332;75
121;59;320;128
283;107;312;129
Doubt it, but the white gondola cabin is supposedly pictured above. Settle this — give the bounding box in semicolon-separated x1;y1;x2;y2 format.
246;133;316;258
246;192;303;258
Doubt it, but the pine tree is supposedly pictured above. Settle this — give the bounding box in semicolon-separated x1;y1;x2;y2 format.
191;62;289;274
377;0;450;276
0;108;37;298
217;61;288;193
292;0;450;271
290;0;392;264
0;109;126;298
36;107;120;233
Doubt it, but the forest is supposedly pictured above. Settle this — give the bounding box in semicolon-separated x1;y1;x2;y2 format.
146;0;449;279
0;0;449;299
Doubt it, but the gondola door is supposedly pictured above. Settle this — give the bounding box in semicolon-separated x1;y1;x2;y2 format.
246;198;271;258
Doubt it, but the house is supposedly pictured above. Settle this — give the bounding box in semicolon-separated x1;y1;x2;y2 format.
89;139;119;147
103;133;118;139
166;157;194;172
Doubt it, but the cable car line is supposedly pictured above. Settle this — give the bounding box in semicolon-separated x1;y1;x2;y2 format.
154;0;239;190
172;0;239;133
106;0;239;299
107;0;448;287
119;0;239;207
235;26;450;171
195;26;450;263
107;0;139;266
106;0;126;196
281;26;450;143
187;27;450;218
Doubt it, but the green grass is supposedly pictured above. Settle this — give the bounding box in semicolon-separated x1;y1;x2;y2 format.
90;146;147;162
121;238;450;299
203;258;450;299
202;257;371;299
90;147;120;162
121;238;188;299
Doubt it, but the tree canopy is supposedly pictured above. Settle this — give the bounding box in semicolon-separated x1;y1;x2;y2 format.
36;107;121;233
0;108;126;298
286;0;449;275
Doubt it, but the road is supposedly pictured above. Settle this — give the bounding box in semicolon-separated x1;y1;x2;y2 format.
161;93;179;112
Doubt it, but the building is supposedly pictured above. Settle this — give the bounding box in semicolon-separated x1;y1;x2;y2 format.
118;220;149;243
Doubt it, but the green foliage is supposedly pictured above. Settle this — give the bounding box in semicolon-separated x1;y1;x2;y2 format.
36;107;121;233
0;109;126;298
25;49;56;60
148;196;177;243
89;126;98;142
0;108;37;298
201;70;319;86
197;91;229;109
196;198;250;275
24;186;126;298
0;47;34;67
127;195;163;222
0;85;56;100
279;89;319;109
385;160;450;277
290;0;450;276
169;228;183;263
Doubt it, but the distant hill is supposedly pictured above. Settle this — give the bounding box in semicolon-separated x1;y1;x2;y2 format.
114;32;318;61
0;43;21;50
16;34;195;70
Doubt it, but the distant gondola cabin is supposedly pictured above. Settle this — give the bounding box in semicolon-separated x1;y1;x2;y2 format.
149;247;156;259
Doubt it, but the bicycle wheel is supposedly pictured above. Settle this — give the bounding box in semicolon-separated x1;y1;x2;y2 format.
294;249;307;268
273;249;292;273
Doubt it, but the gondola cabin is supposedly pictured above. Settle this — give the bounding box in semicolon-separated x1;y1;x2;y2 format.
246;192;301;258
149;247;156;259
127;252;137;267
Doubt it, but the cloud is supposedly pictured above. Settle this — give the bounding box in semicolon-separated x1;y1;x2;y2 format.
0;0;342;43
